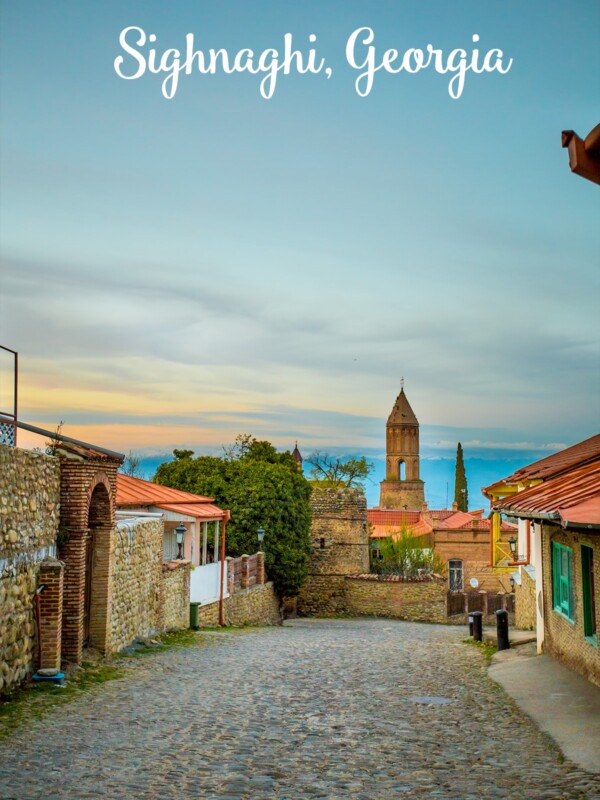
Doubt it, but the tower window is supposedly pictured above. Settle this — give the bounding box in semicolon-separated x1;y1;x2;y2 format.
320;537;326;549
399;460;406;480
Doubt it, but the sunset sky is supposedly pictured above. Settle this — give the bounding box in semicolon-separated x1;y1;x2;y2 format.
1;1;599;505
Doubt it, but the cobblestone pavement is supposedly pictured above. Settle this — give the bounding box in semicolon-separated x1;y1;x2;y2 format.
1;618;599;800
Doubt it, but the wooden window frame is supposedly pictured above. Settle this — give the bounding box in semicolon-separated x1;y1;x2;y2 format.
581;544;597;646
552;542;574;623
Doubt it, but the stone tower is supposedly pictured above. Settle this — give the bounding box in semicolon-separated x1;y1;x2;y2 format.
379;386;425;509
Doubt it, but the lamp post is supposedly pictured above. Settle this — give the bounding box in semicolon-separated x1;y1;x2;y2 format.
508;535;517;560
175;524;186;560
257;526;265;551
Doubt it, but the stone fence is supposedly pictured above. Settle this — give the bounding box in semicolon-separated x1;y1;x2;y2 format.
0;446;61;694
344;574;448;623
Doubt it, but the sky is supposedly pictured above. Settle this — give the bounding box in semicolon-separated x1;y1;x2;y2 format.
0;1;599;508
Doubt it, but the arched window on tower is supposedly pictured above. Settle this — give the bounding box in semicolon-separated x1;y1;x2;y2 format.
398;460;406;480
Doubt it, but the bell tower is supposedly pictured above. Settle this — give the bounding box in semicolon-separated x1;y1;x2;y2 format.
379;383;425;509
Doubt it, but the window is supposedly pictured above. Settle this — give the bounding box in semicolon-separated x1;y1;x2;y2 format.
398;460;406;480
448;559;463;592
582;545;597;644
552;542;574;622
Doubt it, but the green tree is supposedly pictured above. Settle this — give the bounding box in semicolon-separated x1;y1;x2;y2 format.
154;435;312;597
370;527;445;579
306;451;373;489
454;442;468;511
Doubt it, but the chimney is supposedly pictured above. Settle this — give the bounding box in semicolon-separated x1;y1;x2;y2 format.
452;501;458;512
421;501;428;512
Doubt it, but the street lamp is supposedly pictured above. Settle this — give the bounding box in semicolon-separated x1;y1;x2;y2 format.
257;526;265;550
175;524;186;560
508;536;517;559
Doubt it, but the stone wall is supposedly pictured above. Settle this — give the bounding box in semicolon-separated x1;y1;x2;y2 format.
0;445;61;694
109;518;163;652
297;487;369;616
193;582;280;627
541;524;600;686
515;566;537;631
344;575;447;623
161;561;191;631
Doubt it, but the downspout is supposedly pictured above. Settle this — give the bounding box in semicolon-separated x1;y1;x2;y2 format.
218;511;229;626
34;585;45;668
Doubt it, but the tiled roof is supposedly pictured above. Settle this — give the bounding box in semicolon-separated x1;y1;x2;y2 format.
387;388;419;426
117;473;214;506
368;506;515;537
368;509;421;526
157;502;226;520
494;460;600;528
484;433;600;495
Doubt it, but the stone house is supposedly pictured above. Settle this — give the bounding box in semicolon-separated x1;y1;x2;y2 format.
490;443;599;686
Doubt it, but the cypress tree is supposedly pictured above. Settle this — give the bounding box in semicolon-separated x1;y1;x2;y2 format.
454;442;468;511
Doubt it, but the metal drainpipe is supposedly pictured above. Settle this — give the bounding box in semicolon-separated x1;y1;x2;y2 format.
34;585;45;668
218;512;229;626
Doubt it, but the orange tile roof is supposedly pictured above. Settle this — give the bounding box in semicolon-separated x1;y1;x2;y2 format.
157;502;226;520
117;473;214;506
484;433;600;495
368;507;515;537
494;460;600;528
368;509;421;526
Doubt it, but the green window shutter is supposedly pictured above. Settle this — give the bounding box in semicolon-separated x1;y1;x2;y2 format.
552;542;574;622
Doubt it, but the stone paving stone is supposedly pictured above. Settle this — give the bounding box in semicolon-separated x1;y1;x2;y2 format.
0;619;599;799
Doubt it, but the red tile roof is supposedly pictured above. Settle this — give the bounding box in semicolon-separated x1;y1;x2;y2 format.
368;509;421;526
484;433;600;495
157;502;226;520
494;460;600;528
117;474;214;506
368;506;515;537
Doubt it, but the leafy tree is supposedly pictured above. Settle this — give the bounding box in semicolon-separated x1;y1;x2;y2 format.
154;435;312;597
370;527;445;579
454;442;468;511
306;451;373;489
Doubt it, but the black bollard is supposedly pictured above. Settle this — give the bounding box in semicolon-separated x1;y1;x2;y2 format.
496;609;510;651
472;611;483;642
468;614;474;637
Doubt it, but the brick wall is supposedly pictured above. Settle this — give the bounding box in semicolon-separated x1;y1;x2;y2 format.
193;582;280;627
515;566;537;631
541;524;600;686
344;575;447;623
0;446;61;694
433;533;513;593
57;455;120;662
297;487;369;616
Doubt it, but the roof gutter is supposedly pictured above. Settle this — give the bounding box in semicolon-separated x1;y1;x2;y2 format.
492;505;600;531
1;415;125;461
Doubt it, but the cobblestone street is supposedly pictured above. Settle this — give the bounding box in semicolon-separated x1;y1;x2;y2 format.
1;619;599;800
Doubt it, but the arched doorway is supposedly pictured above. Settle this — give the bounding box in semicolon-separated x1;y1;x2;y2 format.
84;481;111;647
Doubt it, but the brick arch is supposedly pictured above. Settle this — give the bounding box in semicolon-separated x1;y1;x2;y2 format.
86;473;113;525
58;455;121;663
84;480;113;651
